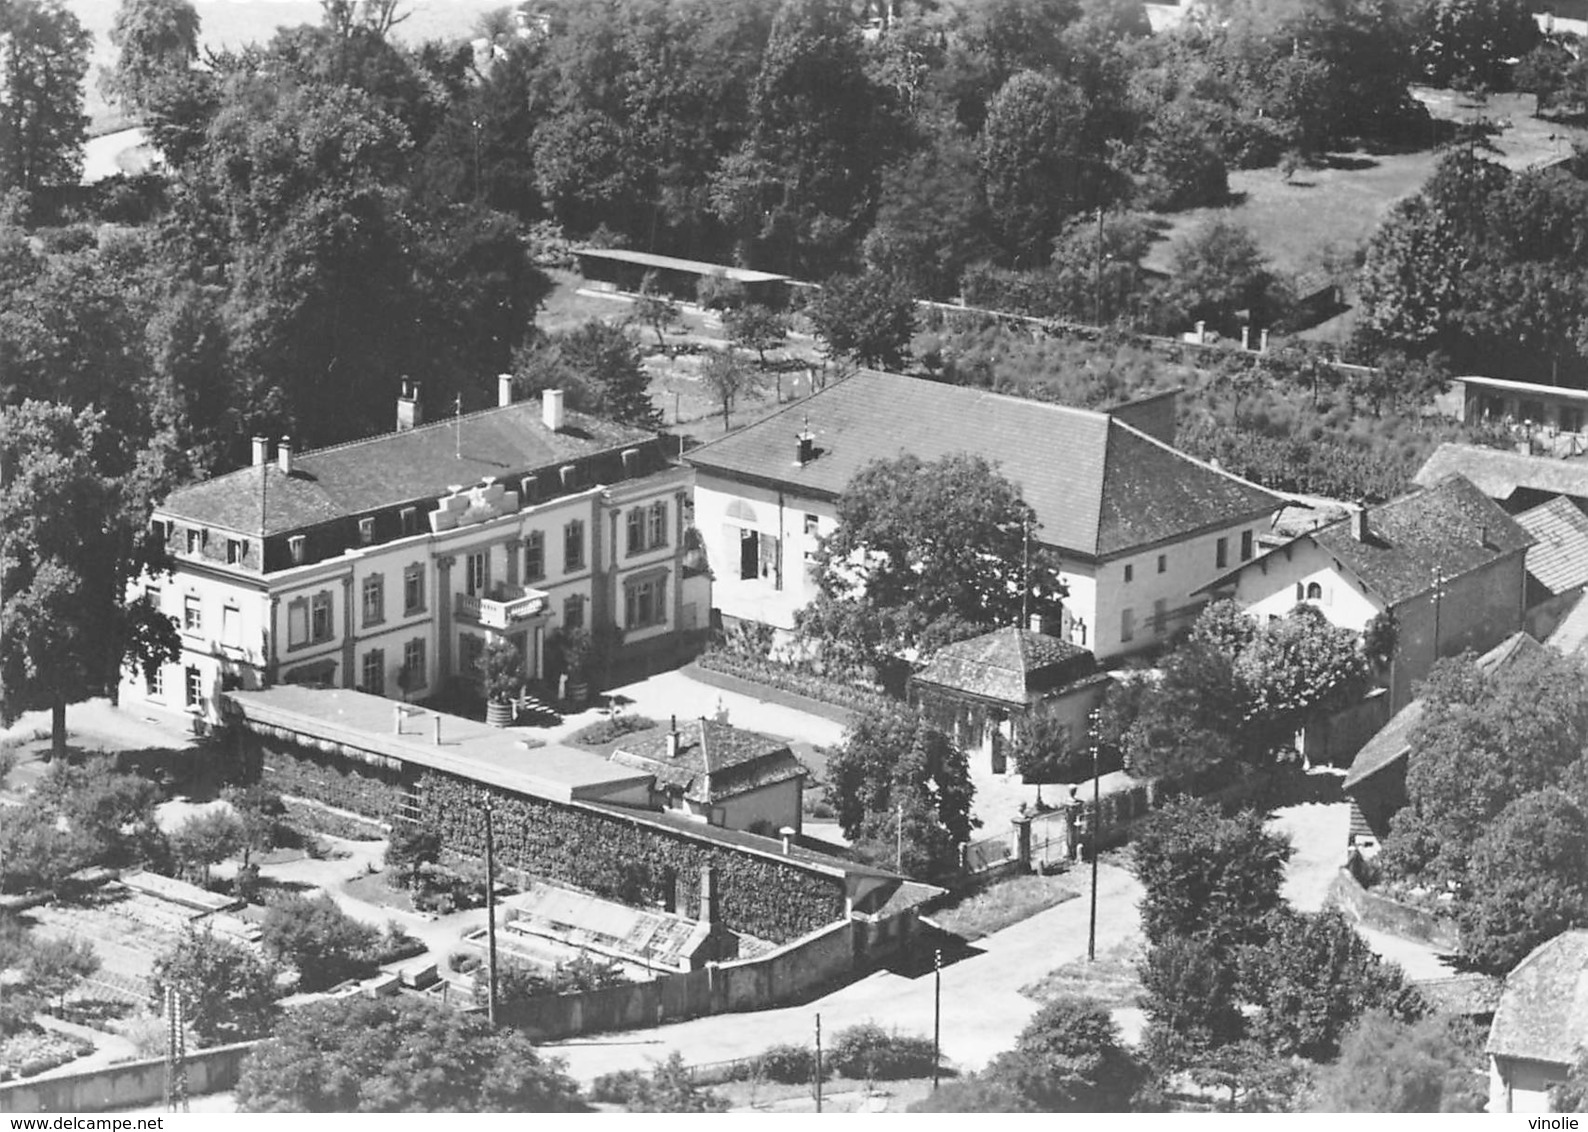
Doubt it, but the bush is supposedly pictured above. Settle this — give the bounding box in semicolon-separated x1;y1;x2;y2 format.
259;893;380;992
370;921;426;966
448;950;482;975
564;714;659;748
589;1069;651;1105
755;1042;826;1085
696;649;897;717
827;1024;938;1080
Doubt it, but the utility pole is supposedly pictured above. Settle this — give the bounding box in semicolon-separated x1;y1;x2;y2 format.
164;986;187;1112
895;801;903;872
932;948;942;1090
1093;205;1104;327
814;1014;823;1113
485;800;499;1027
1088;708;1101;962
454;394;463;460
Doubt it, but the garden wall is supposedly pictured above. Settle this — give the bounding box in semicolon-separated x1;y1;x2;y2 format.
418;770;847;944
1326;867;1461;951
0;1042;258;1114
504;916;877;1042
243;729;407;821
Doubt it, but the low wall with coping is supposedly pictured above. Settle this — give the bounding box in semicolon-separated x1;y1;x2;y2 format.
1326;867;1461;951
0;1042;259;1114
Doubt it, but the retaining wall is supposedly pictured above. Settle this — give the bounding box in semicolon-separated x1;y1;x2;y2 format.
1326;867;1461;950
0;1043;258;1115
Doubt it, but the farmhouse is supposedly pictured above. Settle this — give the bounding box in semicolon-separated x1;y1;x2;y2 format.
686;371;1282;661
1197;473;1532;713
123;381;707;723
1487;929;1588;1113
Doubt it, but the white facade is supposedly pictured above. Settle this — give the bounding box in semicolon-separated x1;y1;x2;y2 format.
125;466;699;722
1220;540;1383;633
1489;1056;1568;1114
694;469;1265;661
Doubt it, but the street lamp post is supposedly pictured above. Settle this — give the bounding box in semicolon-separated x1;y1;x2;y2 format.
485;799;499;1027
1088;708;1101;962
932;948;942;1090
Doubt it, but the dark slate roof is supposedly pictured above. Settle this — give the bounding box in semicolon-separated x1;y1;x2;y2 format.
1486;929;1588;1065
686;372;1280;560
913;626;1104;706
1311;474;1534;607
1343;632;1546;791
612;719;807;805
159;402;656;537
1415;443;1588;504
1517;496;1588;596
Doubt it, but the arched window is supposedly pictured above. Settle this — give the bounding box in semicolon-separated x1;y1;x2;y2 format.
1306;581;1323;601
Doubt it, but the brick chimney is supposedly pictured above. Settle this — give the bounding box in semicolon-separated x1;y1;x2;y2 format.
397;379;422;431
542;388;565;432
251;436;270;467
278;436;293;475
497;373;514;408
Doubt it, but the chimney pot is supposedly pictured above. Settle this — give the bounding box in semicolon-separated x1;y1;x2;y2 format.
796;429;815;466
252;436;269;467
433;714;441;746
498;373;514;408
397;379;423;431
278;436;293;474
394;705;402;735
1029;613;1045;634
1352;506;1368;542
542;388;565;432
780;826;795;855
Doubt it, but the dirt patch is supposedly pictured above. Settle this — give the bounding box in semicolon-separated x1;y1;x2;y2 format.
340;870;417;916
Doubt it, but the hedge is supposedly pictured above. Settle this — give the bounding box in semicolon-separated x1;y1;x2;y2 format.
251;736;406;821
417;770;846;943
694;650;897;717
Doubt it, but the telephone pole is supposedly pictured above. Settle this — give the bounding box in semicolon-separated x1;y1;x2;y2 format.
814;1014;824;1113
1088;708;1101;962
485;800;499;1027
932;948;942;1090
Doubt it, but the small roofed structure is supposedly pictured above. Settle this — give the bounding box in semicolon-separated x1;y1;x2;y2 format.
573;247;792;308
1416;442;1588;514
1343;631;1545;851
610;717;807;835
1487;929;1588;1113
911;624;1112;776
1515;496;1588;639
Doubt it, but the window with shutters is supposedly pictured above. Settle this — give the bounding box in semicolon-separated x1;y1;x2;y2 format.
184;595;202;634
1240;530;1254;561
222;606;241;648
563;594;584;632
402;638;427;691
627;509;644;557
465;552;486;596
648;501;668;548
185;666;203;709
1121;607;1135;643
625;574;666;630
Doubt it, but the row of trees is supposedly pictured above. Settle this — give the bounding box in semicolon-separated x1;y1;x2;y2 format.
1378;646;1588;974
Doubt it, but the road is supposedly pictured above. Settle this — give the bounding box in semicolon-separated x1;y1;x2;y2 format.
544;860;1144;1083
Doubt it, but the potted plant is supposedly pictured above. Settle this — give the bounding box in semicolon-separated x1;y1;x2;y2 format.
478;637;525;727
554;627;594;709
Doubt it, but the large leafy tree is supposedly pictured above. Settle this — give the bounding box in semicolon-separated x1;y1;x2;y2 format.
824;707;975;879
1456;788;1588;974
152;929;280;1046
1307;1011;1486;1112
0;0;91;198
803;270;917;370
259;893;379;993
986;996;1141;1111
800;452;1065;669
102;0;201;117
1412;0;1539;89
236;996;586;1112
512;320;661;429
0;403;179;756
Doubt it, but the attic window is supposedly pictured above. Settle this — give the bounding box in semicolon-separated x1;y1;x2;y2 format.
289;535;306;565
400;507;417;536
359;517;376;546
186;529;204;555
521;475;539;504
560;464;579;490
226;538;245;565
621;448;641;477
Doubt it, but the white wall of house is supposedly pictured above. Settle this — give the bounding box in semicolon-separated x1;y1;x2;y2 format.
1489;1055;1568;1113
711;777;804;836
1092;519;1267;660
1228;542;1383;632
693;475;836;631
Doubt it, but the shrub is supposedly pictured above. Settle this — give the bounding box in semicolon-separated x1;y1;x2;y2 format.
827;1024;938;1080
259;893;380;992
589;1069;651;1105
564;714;659;749
448;950;482;975
756;1042;826;1085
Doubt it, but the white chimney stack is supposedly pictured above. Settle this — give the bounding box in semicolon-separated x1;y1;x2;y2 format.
666;715;680;759
543;388;565;432
252;436;269;467
498;373;514;408
278;436;293;474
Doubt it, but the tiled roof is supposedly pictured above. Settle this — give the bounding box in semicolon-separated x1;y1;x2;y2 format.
1517;496;1588;596
913;626;1102;706
1486;929;1588;1065
159;401;657;537
612;719;807;805
1548;595;1588;656
1415;443;1588;505
686;372;1280;560
1343;632;1546;791
1311;474;1534;607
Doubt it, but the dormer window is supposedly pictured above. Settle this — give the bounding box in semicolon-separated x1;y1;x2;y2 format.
400;507;417;536
621;448;641;477
186;529;203;555
359;516;376;546
560;464;579;490
289;535;306;565
226;538;245;565
521;475;539;504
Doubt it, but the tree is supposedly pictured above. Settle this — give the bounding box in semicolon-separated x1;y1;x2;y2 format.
1456;788;1588;974
630;275;681;349
699;348;754;431
617;1052;727;1113
724;303;788;369
1183;1038;1310;1113
986;996;1140;1111
1412;0;1539;90
0;0;91;197
803;271;916;371
102;0;201;117
800;453;1065;667
1132;798;1292;953
168;809;243;886
1383;648;1588;884
1011;704;1091;802
1164;218;1288;335
23;935;99;1013
824;708;976;879
385;823;441;888
1237;604;1372;749
477;636;524;706
236;996;585;1112
152;929;280;1046
514;321;662;430
32;756;163;867
1307;1011;1486;1112
222;784;286;869
1;403;179;757
907;1075;1035;1112
1555;1050;1588;1114
1138;934;1246;1067
1109;639;1252;779
259;893;379;992
1241;908;1424;1061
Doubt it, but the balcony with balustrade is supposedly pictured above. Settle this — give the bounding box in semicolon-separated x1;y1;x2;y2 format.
455;584;551;630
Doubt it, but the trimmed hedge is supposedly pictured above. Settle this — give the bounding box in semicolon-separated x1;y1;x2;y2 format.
251;736;406;821
418;770;846;943
695;650;897;717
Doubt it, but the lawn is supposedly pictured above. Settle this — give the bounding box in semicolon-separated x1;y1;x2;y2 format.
1019;934;1146;1010
928;874;1080;941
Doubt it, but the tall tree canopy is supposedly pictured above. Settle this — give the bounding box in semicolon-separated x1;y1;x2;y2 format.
800;451;1066;670
0;0;91;198
102;0;201;117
